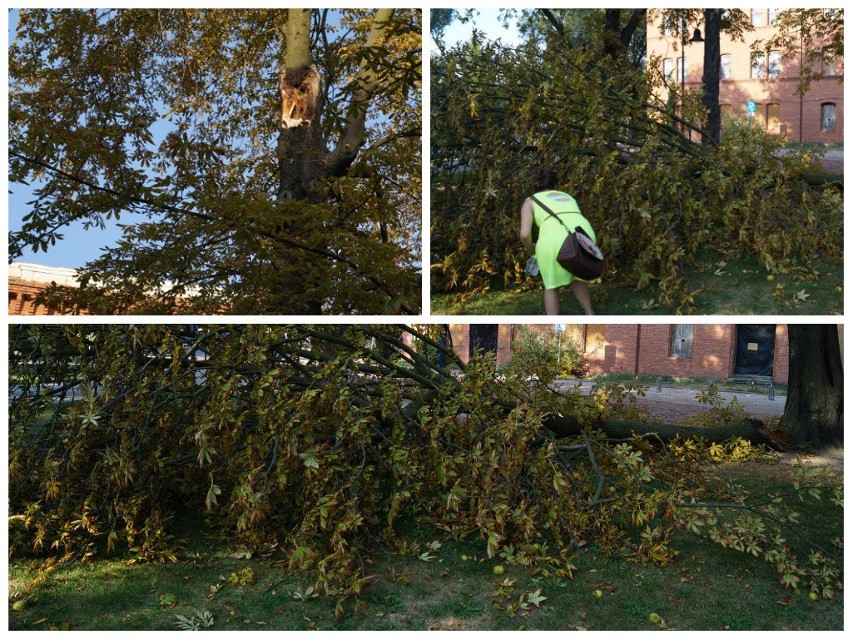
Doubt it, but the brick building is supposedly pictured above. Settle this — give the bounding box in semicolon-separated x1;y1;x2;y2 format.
647;9;843;144
8;262;88;316
576;324;789;383
450;324;805;384
8;261;192;315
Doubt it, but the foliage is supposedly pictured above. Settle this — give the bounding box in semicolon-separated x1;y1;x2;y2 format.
9;9;422;314
500;325;586;382
430;11;842;312
174;610;214;631
679;383;748;428
9;325;843;610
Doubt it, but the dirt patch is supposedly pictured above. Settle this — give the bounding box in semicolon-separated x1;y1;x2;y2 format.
778;447;843;474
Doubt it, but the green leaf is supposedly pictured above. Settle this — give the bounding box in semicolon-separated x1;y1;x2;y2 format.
300;451;320;469
527;589;547;607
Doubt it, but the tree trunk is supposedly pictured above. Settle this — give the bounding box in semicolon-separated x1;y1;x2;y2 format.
543;415;777;448
781;325;843;448
701;9;723;145
277;9;324;202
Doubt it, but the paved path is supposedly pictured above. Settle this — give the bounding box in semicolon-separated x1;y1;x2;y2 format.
776;147;843;175
817;149;843;174
555;380;785;421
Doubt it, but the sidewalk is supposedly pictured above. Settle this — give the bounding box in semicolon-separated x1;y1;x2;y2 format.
555;379;786;420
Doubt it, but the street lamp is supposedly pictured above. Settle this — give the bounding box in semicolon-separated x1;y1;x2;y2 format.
681;16;703;140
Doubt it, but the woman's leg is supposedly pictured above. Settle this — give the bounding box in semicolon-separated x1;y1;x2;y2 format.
570;281;594;315
543;288;561;315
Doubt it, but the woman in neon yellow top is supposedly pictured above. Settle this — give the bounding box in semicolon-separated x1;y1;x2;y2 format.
519;167;596;315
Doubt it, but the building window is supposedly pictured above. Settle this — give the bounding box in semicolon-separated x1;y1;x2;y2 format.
669;325;693;359
585;325;606;354
720;54;732;80
663;58;675;83
677;57;687;83
768;50;782;78
821;103;836;132
751;52;766;79
824;55;838;77
766;103;781;134
768;8;782;25
751;8;766;27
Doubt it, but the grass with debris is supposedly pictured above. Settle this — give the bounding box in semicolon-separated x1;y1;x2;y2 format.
9;462;842;631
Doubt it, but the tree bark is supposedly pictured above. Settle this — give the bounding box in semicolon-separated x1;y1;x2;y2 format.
277;9;324;202
701;9;723;145
543;415;778;448
781;325;843;448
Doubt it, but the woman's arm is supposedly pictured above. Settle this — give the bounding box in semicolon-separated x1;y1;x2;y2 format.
518;198;535;256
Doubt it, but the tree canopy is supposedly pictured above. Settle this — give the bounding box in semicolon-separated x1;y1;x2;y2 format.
10;9;422;314
9;324;843;606
430;9;842;312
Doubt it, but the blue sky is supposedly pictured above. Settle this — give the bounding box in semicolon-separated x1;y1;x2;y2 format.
431;9;521;51
9;8;396;271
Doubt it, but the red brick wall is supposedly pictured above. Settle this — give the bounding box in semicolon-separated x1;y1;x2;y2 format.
648;12;843;144
8;278;87;316
496;325;513;367
584;325;640;375
449;325;470;363
491;324;792;383
772;324;789;384
635;325;735;380
442;325;802;383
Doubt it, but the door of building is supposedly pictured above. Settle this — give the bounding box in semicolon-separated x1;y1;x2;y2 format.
734;325;776;377
469;325;499;358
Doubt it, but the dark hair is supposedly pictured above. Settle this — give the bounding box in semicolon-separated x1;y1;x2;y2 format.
532;167;558;192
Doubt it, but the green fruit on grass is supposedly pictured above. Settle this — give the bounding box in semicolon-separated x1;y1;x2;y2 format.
594;589;603;598
493;565;505;576
648;612;662;624
12;600;26;611
766;275;775;282
808;592;819;601
461;554;469;561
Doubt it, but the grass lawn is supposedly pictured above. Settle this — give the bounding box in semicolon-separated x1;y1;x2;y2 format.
431;253;843;315
9;462;842;631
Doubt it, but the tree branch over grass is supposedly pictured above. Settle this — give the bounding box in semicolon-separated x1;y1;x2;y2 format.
9;325;843;602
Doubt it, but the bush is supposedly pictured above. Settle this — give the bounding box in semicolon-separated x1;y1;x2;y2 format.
502;325;586;382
